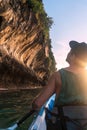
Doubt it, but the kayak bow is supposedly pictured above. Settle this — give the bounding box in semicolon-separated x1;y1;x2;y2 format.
28;94;56;130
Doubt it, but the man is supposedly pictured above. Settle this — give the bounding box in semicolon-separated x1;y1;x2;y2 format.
32;40;87;109
32;41;87;130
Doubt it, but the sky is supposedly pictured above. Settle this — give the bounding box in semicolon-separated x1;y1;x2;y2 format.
43;0;87;69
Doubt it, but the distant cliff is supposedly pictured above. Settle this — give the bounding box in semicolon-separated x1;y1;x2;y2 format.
0;0;56;89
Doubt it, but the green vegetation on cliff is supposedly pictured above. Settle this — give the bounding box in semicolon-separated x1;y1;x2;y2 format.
27;0;56;72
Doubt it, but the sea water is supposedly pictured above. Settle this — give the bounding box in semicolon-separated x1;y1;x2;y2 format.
0;88;41;130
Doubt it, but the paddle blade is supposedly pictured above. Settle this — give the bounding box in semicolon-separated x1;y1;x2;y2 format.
7;124;18;130
0;124;17;130
0;109;35;130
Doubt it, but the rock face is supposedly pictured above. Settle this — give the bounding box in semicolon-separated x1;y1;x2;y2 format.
0;0;56;89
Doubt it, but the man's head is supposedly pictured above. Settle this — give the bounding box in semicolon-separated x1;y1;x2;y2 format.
66;40;87;67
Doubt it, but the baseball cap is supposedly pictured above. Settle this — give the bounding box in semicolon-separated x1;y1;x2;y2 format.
69;40;87;62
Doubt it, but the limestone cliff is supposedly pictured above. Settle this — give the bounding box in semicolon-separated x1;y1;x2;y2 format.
0;0;56;89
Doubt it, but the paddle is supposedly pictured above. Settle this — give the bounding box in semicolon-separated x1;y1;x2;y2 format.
0;109;35;130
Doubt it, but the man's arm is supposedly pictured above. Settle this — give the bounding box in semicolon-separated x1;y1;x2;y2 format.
32;71;61;109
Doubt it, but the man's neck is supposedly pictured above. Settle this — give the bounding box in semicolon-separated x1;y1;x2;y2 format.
65;64;86;74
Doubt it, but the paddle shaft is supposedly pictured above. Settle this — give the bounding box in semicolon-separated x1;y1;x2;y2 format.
17;109;35;126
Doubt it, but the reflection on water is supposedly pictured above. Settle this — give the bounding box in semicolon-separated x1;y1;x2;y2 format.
0;88;41;130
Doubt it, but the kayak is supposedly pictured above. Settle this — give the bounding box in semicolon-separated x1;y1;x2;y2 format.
28;94;56;130
28;94;87;130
